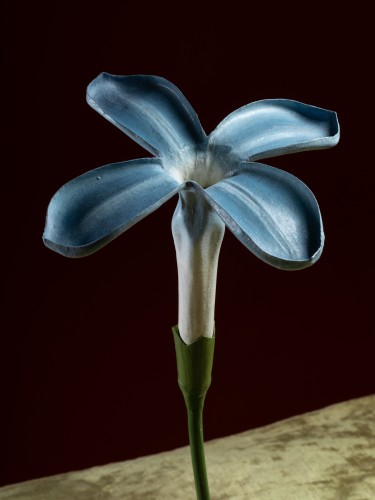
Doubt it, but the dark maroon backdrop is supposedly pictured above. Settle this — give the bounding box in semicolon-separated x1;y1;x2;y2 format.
3;1;373;487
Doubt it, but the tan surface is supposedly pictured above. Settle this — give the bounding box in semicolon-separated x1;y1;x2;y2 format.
1;395;375;499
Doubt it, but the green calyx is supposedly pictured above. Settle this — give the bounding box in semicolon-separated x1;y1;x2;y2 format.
172;325;215;410
172;325;215;500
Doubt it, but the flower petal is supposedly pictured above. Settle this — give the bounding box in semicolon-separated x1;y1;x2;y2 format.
87;73;207;159
43;158;182;257
192;162;324;270
209;99;339;162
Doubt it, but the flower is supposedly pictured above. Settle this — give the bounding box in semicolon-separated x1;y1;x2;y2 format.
43;73;339;344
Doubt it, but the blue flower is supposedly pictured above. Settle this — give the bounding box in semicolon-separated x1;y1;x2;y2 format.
43;74;339;343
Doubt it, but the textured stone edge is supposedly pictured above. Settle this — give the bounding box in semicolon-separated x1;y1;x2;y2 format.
1;394;374;500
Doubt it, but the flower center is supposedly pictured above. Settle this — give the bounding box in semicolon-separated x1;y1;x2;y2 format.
164;143;229;188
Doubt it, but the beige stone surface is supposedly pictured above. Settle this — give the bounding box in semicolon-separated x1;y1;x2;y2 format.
1;395;375;499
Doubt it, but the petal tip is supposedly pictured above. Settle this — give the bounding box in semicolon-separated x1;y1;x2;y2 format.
330;110;340;144
42;234;79;258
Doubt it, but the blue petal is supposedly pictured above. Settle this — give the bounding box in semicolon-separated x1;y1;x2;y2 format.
193;162;324;270
209;99;339;162
43;158;182;257
87;73;207;159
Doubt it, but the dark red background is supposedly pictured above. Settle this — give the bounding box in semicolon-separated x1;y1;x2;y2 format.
3;1;373;487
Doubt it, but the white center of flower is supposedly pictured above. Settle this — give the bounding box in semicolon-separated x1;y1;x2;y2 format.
164;143;230;188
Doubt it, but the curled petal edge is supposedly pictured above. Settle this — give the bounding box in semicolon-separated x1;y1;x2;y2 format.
209;99;340;163
43;158;183;258
187;162;325;270
86;73;207;160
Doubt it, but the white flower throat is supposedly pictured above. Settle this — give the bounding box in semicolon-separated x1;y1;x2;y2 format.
165;143;229;189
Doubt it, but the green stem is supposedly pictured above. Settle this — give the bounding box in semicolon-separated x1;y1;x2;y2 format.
172;326;215;500
186;401;210;499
